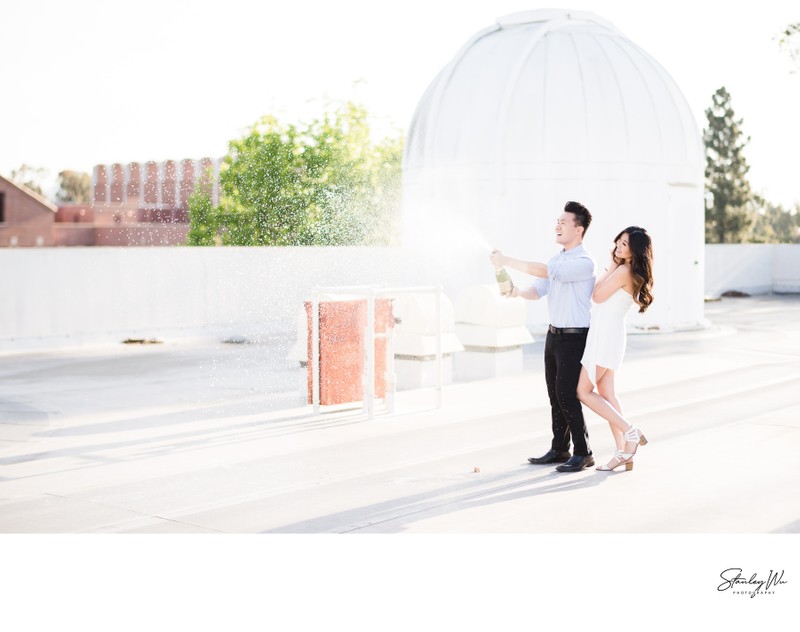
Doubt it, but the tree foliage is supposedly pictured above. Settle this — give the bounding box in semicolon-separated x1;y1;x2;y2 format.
703;87;755;243
9;164;47;196
703;85;800;244
186;188;219;245
748;199;800;243
56;170;90;203
187;101;403;246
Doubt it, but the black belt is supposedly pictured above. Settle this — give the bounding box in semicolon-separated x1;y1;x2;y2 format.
548;325;589;335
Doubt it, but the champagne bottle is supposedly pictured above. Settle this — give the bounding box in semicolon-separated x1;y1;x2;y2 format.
494;265;514;296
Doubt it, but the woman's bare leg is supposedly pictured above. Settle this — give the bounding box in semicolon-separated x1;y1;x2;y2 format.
597;372;625;451
577;366;645;467
577;367;640;468
576;366;632;437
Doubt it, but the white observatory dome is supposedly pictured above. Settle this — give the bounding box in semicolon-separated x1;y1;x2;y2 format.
402;9;705;332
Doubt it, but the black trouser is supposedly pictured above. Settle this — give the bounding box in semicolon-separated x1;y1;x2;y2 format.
544;330;591;456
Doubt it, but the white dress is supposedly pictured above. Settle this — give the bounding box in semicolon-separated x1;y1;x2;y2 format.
581;287;636;387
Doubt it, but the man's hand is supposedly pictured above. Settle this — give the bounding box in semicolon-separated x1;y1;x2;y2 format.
490;249;505;267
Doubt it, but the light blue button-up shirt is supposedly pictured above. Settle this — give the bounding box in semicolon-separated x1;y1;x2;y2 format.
531;244;596;328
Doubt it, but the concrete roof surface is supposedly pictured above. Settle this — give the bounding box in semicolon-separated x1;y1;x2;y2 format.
1;294;798;535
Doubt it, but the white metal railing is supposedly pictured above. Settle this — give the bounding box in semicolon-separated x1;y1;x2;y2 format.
310;285;444;419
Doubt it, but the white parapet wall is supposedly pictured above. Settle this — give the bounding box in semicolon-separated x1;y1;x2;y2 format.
704;244;800;298
773;245;800;293
2;244;799;351
0;246;412;350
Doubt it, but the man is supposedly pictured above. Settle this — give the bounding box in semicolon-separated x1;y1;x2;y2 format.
490;201;596;472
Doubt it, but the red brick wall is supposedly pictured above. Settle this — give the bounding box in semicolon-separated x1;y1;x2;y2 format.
0;176;55;247
53;225;96;246
92;158;219;213
2;158;218;248
94;224;190;246
55;205;94;223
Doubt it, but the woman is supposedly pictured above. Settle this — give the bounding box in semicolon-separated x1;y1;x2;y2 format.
577;226;654;472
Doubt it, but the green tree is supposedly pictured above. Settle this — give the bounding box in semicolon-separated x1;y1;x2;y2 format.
703;87;755;243
188;101;403;246
186;188;219;246
10;164;47;196
56;170;90;203
748;200;800;243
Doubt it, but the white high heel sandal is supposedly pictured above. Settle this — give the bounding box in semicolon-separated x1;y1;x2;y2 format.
596;427;648;472
623;425;648;451
596;450;634;472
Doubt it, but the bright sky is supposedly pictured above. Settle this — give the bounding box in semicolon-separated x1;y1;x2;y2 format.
2;0;798;207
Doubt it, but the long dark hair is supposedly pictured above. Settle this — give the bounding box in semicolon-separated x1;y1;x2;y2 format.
612;226;654;313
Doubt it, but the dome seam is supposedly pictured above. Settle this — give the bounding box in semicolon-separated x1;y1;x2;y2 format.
607;35;665;164
590;32;631;160
567;32;590;161
629;41;695;167
424;25;499;171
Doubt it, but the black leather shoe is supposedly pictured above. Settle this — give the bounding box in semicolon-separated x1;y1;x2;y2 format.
528;449;571;464
555;455;595;472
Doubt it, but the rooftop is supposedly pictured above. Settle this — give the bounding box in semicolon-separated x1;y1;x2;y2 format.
1;294;797;534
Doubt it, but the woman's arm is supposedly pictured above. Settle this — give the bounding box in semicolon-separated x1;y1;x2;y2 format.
592;263;632;303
